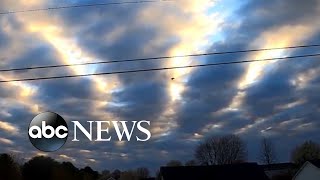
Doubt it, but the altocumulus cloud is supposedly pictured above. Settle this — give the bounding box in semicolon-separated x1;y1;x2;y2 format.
0;0;320;171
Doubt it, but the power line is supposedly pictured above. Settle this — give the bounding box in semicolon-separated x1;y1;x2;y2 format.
1;53;319;83
0;0;173;15
1;44;320;72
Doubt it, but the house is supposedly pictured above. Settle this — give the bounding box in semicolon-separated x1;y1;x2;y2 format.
293;160;320;180
160;163;269;180
97;177;115;180
260;162;295;179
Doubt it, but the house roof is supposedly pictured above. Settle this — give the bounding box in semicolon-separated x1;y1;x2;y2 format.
310;159;320;168
160;163;269;180
106;177;116;180
260;162;295;171
292;160;320;180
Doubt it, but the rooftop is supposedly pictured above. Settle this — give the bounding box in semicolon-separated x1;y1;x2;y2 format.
160;163;269;180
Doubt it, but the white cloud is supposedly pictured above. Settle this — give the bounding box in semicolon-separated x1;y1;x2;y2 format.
0;120;18;134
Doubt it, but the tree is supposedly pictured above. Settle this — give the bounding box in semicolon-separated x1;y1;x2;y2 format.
112;169;121;179
22;156;59;180
52;162;79;180
100;169;111;179
79;166;99;180
155;169;161;180
136;167;149;179
0;154;22;180
259;138;277;164
185;160;197;166
291;140;320;165
119;170;137;180
194;134;247;165
166;160;183;167
101;169;110;176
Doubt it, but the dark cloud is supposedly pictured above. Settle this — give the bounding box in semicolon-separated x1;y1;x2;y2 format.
36;78;94;102
110;80;169;120
0;83;20;98
242;31;320;123
8;45;59;68
0;29;9;49
236;0;320;35
176;63;244;133
243;67;296;118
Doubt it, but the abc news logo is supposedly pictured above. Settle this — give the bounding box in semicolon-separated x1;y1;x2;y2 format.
28;112;151;152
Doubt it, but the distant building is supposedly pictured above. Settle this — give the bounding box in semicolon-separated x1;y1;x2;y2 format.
260;162;295;179
293;160;320;180
160;163;269;180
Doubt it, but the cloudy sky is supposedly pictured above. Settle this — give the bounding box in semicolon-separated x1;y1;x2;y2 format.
1;0;320;172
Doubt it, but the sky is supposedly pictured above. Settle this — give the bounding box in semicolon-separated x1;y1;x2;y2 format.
1;0;320;172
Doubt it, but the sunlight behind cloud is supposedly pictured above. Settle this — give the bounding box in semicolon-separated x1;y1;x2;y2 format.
138;0;224;138
24;20;121;122
228;24;320;111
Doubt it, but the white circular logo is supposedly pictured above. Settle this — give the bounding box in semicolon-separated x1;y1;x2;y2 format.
28;112;68;152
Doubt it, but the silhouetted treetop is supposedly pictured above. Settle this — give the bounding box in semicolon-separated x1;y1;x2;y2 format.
291;140;320;165
0;154;22;180
195;134;247;165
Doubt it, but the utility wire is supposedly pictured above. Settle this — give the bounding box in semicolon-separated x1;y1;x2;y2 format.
1;44;320;72
1;53;319;83
0;0;173;15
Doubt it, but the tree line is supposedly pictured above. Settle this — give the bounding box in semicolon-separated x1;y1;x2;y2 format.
0;154;150;180
193;134;320;166
1;134;320;180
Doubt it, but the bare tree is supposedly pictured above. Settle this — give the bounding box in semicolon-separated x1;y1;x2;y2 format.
195;134;247;165
259;138;277;164
194;139;217;165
